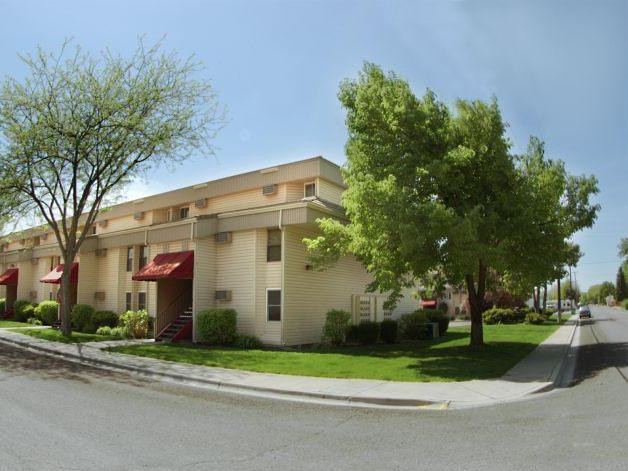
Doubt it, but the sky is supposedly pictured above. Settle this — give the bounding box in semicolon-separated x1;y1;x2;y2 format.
1;0;626;290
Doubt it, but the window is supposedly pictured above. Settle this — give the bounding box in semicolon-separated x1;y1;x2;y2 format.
126;247;134;272
267;289;281;321
49;291;53;301
90;225;97;235
125;292;132;311
304;182;316;198
179;206;190;219
138;292;147;311
267;229;281;262
138;246;148;269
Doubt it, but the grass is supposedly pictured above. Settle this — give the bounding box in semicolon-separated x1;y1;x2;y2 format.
110;322;563;382
0;320;31;328
12;328;121;344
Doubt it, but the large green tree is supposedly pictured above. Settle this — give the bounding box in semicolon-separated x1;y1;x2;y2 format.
305;64;599;346
0;40;224;335
616;266;626;302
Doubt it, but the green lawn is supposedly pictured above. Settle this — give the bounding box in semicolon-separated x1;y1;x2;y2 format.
12;328;121;344
0;320;31;328
110;323;562;382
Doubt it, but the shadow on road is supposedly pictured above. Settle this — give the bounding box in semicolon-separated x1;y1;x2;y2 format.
0;341;150;387
568;341;628;386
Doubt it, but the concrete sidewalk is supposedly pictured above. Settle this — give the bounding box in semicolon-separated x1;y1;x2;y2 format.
0;318;577;409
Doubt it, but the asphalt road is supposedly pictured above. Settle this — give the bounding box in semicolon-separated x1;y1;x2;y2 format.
1;305;627;471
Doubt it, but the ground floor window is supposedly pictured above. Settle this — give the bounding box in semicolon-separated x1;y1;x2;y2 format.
125;292;132;312
138;292;147;311
267;289;281;321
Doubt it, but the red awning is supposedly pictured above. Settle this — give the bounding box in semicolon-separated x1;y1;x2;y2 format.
420;299;438;309
40;263;79;284
0;268;18;286
132;250;194;282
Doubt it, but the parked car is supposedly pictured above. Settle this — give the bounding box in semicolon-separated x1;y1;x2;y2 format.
578;305;591;319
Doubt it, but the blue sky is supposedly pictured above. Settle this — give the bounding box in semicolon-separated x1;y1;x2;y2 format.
1;0;626;290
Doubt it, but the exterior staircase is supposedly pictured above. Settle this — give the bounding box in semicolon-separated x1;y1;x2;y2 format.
155;308;193;343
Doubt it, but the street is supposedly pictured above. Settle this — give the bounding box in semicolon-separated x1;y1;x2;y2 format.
1;306;627;470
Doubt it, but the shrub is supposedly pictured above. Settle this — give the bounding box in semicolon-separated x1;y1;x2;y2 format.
622;299;628;310
109;327;128;339
482;308;518;325
426;310;450;336
21;304;35;322
345;324;360;344
35;301;59;325
119;310;150;339
197;308;237;345
356;321;379;344
438;302;449;313
71;304;96;333
27;317;42;326
322;309;351;346
234;335;262;349
0;298;5;316
398;310;429;340
93;310;118;329
96;326;112;336
13;299;33;322
525;313;546;325
379;319;398;343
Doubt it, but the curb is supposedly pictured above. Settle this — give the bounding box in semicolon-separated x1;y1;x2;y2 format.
0;333;436;408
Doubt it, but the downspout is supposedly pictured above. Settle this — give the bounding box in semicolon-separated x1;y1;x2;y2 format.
279;209;285;346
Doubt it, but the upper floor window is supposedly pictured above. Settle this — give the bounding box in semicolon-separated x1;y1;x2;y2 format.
126;247;134;272
179;206;190;219
138;245;148;270
267;229;281;262
304;182;316;198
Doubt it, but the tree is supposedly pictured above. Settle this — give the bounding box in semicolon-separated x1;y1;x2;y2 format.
617;266;627;302
304;64;599;346
0;40;224;335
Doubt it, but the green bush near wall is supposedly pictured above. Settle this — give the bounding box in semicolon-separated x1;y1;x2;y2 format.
71;304;96;333
322;309;351;346
93;310;118;329
197;308;237;345
0;298;5;316
13;300;34;322
35;301;59;326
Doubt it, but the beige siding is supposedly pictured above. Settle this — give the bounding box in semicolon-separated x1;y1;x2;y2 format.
317;178;344;206
214;230;256;336
254;229;282;344
16;260;35;301
192;237;216;340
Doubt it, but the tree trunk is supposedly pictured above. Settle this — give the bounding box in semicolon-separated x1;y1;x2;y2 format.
533;286;540;311
557;278;562;323
542;283;547;310
465;261;487;347
59;259;72;336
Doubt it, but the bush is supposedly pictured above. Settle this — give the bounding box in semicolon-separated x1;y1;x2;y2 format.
482;308;518;325
93;310;118;329
0;298;5;316
525;313;546;325
356;321;379;345
35;301;59;326
119;310;150;339
13;300;33;322
27;317;42;326
438;302;449;313
21;304;35;322
71;304;96;333
110;327;128;339
398;310;430;340
197;308;237;345
234;335;262;349
322;309;351;346
345;324;360;344
379;320;398;343
426;310;450;336
622;299;628;310
96;326;112;336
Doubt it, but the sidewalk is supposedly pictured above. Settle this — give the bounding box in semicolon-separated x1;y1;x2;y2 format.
0;318;577;409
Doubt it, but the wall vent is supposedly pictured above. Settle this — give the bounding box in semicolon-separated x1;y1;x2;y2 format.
133;212;144;221
194;198;207;209
31;258;39;265
29;291;37;301
215;232;232;244
94;291;106;301
98;220;108;228
96;248;107;257
262;184;277;196
215;290;232;301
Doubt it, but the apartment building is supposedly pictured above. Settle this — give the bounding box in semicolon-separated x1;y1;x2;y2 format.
0;157;419;345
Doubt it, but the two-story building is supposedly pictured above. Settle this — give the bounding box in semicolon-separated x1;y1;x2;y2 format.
0;157;420;345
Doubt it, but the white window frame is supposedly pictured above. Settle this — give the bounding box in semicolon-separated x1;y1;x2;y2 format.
303;181;316;199
266;288;282;322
